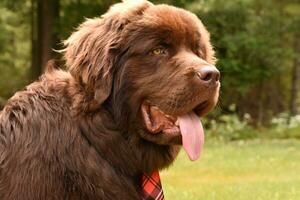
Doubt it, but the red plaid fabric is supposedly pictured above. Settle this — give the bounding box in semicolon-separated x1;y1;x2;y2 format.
141;171;165;200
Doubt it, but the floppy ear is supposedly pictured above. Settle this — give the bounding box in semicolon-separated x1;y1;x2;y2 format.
62;0;152;112
63;18;117;112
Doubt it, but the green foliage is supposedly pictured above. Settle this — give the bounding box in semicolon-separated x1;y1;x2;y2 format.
0;0;299;126
153;0;198;7
205;114;258;141
193;0;297;122
0;7;30;104
268;114;300;139
59;0;118;39
204;109;300;141
204;105;259;141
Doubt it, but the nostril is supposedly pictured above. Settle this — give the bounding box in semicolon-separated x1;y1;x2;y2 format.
202;72;213;81
197;67;220;82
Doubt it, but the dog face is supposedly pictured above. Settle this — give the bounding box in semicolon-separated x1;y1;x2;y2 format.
63;0;220;161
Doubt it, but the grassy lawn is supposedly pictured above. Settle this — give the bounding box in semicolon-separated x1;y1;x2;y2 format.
161;139;300;200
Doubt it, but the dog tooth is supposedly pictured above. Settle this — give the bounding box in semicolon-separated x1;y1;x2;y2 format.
166;115;176;121
152;106;159;110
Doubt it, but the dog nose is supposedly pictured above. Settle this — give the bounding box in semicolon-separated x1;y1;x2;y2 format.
197;66;220;82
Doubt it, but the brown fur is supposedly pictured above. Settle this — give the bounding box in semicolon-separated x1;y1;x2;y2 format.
0;0;219;199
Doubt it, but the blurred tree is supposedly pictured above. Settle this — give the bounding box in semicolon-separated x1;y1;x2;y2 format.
59;0;117;39
0;1;31;105
191;0;299;125
153;0;198;7
290;32;300;116
0;0;299;125
31;0;60;80
290;41;299;116
287;5;300;117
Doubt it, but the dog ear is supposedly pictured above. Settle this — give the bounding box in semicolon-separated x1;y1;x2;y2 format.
63;18;115;112
62;1;152;112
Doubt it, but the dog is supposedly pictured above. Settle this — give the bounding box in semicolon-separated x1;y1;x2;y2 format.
0;0;220;199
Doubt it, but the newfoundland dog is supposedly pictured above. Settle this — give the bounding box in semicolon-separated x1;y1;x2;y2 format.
0;0;220;199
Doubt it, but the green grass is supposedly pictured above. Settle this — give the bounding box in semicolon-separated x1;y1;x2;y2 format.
161;139;300;200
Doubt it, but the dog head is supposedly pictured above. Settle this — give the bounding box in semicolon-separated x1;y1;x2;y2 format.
63;0;220;167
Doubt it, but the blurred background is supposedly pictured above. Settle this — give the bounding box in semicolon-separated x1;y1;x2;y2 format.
0;0;299;199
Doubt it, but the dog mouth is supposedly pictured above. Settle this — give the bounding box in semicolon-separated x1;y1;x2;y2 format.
141;101;209;161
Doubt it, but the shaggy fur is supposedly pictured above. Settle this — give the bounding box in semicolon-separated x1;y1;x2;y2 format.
0;0;219;199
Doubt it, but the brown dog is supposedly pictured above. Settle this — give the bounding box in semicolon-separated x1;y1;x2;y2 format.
0;0;220;199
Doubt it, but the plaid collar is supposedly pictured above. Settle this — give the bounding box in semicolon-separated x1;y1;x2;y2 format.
141;171;165;200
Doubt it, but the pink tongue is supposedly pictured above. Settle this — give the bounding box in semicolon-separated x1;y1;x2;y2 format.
178;112;204;161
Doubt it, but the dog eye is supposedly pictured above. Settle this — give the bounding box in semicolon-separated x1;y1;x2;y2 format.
151;47;167;55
